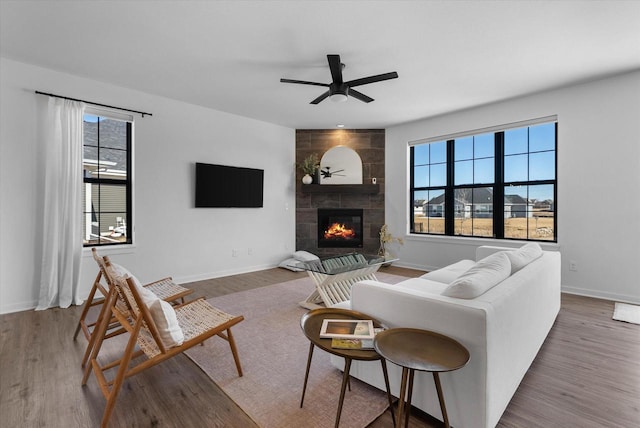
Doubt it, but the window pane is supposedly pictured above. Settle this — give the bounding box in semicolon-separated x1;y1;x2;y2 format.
414;145;429;166
529;151;555;181
414;165;429;187
474;158;494;184
83;183;128;245
97;183;126;213
529;123;555;152
99;117;128;150
504;185;529;239
504;154;528;182
425;189;445;234
454;188;472;235
471;187;493;237
84;115;99;147
504;184;555;240
430;141;447;163
474;133;494;158
504;127;528;155
97;147;127;180
454;160;473;185
454;137;473;161
530;184;555;240
430;163;447;187
83;146;99;178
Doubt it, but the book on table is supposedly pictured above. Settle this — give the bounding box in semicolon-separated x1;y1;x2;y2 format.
330;328;385;349
320;319;375;340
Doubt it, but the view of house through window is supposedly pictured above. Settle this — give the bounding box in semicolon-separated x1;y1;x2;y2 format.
82;113;132;246
410;120;556;242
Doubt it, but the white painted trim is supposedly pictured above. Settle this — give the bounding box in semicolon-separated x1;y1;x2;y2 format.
408;115;558;146
403;233;560;252
561;286;639;305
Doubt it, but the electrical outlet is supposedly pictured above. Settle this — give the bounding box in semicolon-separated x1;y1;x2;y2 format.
569;261;577;271
248;247;253;256
232;249;238;257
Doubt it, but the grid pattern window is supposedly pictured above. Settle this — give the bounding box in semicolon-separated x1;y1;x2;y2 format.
82;113;132;246
410;120;556;242
412;141;447;234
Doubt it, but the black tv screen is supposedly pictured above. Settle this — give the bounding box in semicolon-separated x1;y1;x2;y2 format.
195;162;264;208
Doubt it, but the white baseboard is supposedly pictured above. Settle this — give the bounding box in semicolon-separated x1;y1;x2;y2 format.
1;299;38;315
174;262;278;285
561;285;639;305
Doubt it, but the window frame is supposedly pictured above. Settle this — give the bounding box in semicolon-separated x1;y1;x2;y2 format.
409;119;557;243
82;109;133;247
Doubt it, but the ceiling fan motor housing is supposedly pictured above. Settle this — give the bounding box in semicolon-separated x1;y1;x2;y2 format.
330;83;349;102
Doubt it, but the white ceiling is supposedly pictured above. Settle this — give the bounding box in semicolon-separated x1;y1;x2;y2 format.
1;1;639;129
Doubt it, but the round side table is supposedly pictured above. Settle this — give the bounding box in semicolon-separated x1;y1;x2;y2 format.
374;328;470;428
300;308;395;428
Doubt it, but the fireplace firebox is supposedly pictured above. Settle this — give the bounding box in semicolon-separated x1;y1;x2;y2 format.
317;208;364;248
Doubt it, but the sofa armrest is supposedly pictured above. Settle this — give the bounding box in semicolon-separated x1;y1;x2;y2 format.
349;280;490;425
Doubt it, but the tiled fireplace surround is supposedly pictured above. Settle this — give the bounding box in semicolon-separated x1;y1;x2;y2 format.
296;129;385;256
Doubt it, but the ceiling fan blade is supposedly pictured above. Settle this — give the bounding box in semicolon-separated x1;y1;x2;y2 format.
280;78;329;87
348;88;374;103
346;71;398;88
327;54;343;84
310;90;331;104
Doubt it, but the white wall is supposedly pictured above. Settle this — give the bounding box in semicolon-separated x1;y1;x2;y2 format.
0;58;295;314
386;70;640;304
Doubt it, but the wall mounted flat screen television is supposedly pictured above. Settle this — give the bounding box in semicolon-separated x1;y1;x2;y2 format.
195;162;264;208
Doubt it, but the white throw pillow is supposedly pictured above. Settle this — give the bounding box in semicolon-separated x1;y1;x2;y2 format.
293;250;319;262
506;242;543;274
442;252;511;299
111;263;156;306
111;263;184;348
148;299;185;348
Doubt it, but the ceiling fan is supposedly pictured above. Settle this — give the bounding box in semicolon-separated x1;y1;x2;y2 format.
280;54;398;104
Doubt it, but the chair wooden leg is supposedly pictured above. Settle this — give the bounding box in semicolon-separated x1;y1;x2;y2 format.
82;291;116;385
80;295;112;367
100;323;141;428
74;272;102;340
226;328;243;377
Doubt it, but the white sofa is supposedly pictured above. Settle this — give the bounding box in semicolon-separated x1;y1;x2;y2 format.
331;244;561;428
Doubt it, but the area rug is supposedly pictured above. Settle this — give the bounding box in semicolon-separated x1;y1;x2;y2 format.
612;302;640;325
185;273;407;428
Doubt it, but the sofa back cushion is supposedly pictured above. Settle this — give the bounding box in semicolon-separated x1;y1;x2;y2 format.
505;242;543;274
442;251;511;299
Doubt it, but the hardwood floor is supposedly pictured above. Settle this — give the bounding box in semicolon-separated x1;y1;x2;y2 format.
1;266;638;427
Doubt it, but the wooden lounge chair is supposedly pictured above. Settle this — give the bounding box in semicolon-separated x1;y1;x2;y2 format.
83;262;244;428
74;248;193;367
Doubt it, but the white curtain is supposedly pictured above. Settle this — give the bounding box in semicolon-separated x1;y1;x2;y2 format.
36;98;85;310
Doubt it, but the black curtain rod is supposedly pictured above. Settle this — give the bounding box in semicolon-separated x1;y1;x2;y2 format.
35;91;153;117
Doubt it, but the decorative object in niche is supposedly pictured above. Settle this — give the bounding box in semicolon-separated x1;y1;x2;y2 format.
298;153;320;185
319;146;363;184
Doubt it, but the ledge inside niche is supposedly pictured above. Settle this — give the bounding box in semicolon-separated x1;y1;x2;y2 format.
300;184;379;194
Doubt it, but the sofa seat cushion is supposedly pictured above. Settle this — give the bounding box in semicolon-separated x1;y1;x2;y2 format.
442;252;511;299
395;277;450;294
420;259;476;284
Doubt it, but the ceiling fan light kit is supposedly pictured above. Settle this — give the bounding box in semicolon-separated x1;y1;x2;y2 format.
281;54;398;104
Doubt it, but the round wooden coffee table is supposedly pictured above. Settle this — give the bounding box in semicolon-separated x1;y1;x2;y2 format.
374;328;470;428
300;308;395;428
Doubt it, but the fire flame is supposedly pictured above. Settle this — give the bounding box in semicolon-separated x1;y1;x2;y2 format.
324;222;356;240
